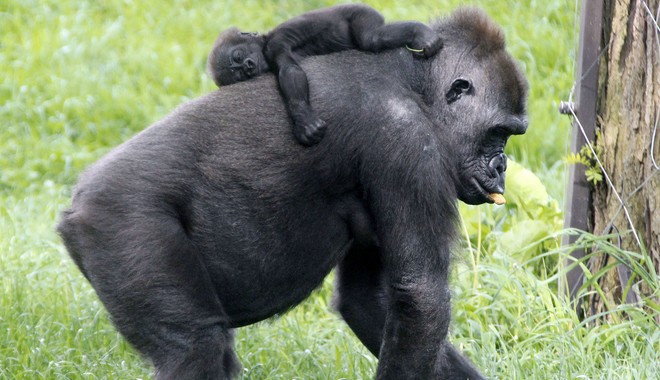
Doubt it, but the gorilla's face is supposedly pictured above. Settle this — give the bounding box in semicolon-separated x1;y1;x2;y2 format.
455;113;527;205
433;49;528;205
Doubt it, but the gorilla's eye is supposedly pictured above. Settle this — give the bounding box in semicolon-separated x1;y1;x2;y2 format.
446;78;473;104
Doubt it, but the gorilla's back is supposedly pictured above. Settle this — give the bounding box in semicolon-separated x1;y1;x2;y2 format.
59;72;355;325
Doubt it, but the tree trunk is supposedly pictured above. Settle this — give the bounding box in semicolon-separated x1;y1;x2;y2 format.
588;0;659;317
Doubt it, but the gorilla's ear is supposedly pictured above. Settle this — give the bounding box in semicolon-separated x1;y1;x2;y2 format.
446;78;473;104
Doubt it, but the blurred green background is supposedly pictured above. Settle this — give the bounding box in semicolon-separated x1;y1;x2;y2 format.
2;0;658;379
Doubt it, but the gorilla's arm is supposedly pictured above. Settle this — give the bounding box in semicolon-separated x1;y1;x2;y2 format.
300;50;485;378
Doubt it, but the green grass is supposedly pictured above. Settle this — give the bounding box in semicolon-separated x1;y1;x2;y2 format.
2;0;658;379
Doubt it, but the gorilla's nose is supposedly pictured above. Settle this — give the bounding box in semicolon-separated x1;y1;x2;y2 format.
243;57;257;75
244;57;256;70
488;153;507;193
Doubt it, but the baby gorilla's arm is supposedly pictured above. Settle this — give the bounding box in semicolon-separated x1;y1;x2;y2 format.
264;4;442;147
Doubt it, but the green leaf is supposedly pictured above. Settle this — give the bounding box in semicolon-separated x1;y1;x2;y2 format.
505;160;550;208
497;219;550;256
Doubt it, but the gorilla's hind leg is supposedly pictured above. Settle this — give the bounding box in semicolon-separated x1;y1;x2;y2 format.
333;244;387;356
59;209;240;379
154;328;240;380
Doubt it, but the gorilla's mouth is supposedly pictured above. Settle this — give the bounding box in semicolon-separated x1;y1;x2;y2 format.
259;59;269;73
470;177;503;204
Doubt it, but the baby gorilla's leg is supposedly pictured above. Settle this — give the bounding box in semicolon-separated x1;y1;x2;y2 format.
277;60;327;147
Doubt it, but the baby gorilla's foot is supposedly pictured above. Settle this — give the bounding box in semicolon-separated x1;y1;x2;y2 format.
293;116;327;147
409;29;443;58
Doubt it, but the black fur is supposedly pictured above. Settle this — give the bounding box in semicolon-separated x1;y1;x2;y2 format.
206;4;443;146
59;8;527;380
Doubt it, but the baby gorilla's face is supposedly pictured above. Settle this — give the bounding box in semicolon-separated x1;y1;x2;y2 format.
218;32;269;85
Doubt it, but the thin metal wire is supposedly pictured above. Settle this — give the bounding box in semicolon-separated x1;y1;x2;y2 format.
642;0;660;169
652;108;659;170
564;102;644;250
642;0;660;32
605;169;659;236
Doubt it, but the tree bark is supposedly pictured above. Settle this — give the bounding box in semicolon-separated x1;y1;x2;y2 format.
588;0;659;317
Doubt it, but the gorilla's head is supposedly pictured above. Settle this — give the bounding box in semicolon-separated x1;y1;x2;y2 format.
430;8;528;205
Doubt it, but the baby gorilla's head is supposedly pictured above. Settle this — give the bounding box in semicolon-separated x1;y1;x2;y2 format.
207;28;269;87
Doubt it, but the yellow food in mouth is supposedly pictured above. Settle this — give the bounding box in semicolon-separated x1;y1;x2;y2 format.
488;193;506;205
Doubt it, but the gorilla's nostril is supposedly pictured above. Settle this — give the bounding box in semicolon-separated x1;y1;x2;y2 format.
498;153;507;172
489;153;507;175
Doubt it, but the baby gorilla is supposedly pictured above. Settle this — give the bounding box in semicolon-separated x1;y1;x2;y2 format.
207;3;443;146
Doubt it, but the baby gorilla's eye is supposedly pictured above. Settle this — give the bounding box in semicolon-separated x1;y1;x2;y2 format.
231;49;244;64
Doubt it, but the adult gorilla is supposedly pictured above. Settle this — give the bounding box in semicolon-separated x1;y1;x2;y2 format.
58;7;527;380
